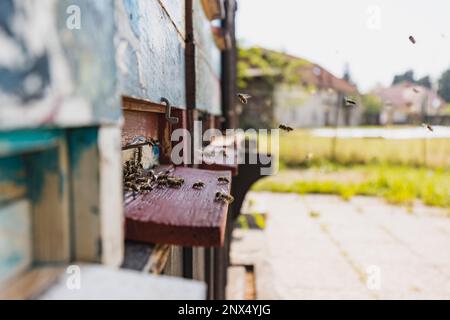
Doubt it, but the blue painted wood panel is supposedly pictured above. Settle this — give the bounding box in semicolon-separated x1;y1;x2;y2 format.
193;0;222;114
117;0;186;108
0;0;120;130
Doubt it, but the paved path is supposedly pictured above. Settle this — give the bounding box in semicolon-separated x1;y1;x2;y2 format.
230;193;450;300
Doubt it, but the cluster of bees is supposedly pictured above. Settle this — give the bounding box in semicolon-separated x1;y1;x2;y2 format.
123;147;154;194
124;147;234;204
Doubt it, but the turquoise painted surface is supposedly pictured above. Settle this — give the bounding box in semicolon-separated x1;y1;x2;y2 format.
0;129;62;157
0;155;27;204
26;147;63;204
0;200;32;284
67;127;98;171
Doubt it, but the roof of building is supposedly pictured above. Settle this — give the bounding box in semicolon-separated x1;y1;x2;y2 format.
373;82;446;111
241;47;358;95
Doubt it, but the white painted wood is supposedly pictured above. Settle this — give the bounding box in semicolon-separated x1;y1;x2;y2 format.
38;265;206;300
0;200;32;285
98;126;124;267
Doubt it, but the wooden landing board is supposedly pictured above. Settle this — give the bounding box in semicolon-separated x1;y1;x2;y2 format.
199;152;238;176
125;167;231;247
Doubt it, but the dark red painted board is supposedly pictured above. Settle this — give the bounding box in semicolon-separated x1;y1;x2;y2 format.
199;155;238;176
125;167;232;247
199;145;239;176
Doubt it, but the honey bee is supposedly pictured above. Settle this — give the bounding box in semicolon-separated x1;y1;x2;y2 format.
422;123;434;132
409;35;416;44
344;97;357;107
193;181;205;190
167;177;185;189
279;124;293;132
157;174;169;181
413;87;420;93
218;176;230;184
140;184;153;192
125;181;140;192
237;93;252;104
215;192;234;204
156;180;168;188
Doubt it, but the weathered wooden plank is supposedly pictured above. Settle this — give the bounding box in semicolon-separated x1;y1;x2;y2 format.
28;142;70;263
122;111;161;149
200;0;225;20
37;265;206;300
163;245;184;277
98;126;124;267
193;0;222;114
0;267;63;300
125;167;232;247
0;200;32;285
0;130;61;158
117;0;186;107
0;156;27;204
67;128;101;263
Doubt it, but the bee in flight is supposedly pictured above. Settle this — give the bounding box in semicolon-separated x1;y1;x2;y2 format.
344;97;357;107
215;192;234;204
237;93;252;104
422;123;433;132
218;176;230;184
409;35;416;44
193;181;205;190
279;124;293;132
413;87;420;93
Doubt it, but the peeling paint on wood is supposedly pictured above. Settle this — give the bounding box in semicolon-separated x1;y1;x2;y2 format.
116;0;186;108
0;200;32;285
193;0;221;114
0;0;120;130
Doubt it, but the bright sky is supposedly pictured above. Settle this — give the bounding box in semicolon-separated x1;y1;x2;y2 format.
236;0;450;93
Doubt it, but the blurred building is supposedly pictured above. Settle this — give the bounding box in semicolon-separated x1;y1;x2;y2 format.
374;82;447;125
239;48;360;128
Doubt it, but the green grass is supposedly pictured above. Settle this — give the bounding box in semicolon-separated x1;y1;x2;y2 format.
254;129;450;168
252;164;450;208
251;129;450;208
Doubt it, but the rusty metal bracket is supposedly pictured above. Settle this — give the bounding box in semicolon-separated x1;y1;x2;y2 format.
161;97;179;125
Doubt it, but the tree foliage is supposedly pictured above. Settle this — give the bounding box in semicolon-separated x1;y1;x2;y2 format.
362;94;383;115
237;47;311;89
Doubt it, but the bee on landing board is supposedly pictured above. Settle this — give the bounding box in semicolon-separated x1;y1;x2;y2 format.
279;124;293;132
237;93;252;104
192;181;205;190
167;177;185;189
215;192;234;204
218;176;230;184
